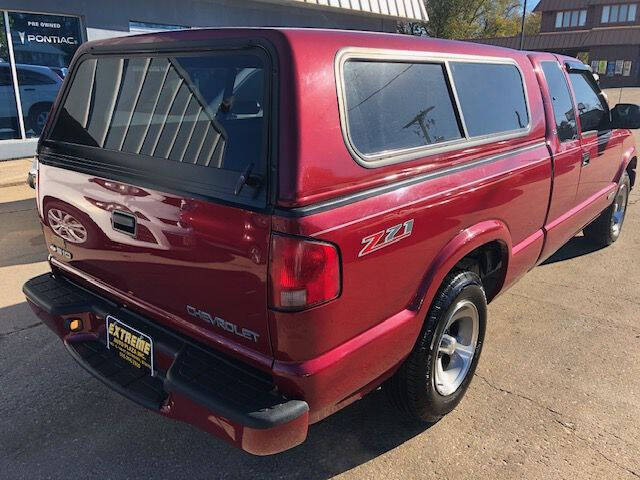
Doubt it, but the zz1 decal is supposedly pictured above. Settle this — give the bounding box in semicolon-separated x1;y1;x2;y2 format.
358;219;414;257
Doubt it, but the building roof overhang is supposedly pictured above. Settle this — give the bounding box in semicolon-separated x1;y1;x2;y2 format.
471;26;640;50
252;0;428;21
533;0;626;13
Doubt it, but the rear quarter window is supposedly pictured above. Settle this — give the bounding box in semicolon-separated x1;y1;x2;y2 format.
449;62;529;137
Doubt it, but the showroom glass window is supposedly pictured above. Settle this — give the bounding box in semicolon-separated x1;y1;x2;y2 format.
8;12;82;137
0;14;21;140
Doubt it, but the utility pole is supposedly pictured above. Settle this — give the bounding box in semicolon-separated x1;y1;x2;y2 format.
519;0;528;50
403;107;435;144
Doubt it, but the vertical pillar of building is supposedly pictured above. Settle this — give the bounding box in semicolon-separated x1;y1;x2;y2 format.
3;10;26;139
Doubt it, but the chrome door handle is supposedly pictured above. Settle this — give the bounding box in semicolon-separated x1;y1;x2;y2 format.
582;152;590;167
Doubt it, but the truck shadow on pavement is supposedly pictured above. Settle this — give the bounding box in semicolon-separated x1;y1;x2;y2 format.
122;388;432;479
1;303;433;480
0;197;47;268
0;301;43;339
243;391;432;478
0;197;36;216
540;235;604;265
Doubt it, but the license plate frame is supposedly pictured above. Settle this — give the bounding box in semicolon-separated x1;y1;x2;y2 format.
106;315;154;376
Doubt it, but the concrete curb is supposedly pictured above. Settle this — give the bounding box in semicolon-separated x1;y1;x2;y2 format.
0;157;32;189
0;180;28;189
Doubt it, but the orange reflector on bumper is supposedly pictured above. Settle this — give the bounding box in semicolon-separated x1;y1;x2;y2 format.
68;318;83;332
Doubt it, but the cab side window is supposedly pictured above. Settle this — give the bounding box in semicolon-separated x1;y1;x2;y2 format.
568;71;607;133
541;61;577;142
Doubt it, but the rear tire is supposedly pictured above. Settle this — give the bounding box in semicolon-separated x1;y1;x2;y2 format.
385;271;486;423
583;172;630;247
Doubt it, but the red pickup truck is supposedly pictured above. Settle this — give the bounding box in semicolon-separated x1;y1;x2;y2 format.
24;28;638;455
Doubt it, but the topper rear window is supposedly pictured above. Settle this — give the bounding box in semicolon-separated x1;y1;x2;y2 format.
45;48;270;207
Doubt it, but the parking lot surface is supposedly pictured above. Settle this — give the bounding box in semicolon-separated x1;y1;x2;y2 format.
1;91;639;479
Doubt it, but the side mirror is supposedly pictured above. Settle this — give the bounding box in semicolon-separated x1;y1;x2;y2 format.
611;103;640;129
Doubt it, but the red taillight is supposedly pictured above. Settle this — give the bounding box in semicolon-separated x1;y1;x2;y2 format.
269;234;341;310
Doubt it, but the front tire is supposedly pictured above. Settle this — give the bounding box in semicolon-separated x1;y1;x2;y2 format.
385;271;486;422
583;171;631;247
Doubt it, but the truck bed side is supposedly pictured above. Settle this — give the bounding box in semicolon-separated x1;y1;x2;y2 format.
269;34;554;419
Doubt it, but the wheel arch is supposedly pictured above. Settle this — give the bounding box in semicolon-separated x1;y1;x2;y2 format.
412;220;512;314
619;144;636;188
28;100;53;115
27;101;53;126
627;156;637;188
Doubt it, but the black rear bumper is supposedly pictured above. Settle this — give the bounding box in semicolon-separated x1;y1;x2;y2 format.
23;273;308;431
65;339;168;410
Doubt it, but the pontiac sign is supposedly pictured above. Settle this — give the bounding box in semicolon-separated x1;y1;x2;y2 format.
9;11;82;64
17;32;78;45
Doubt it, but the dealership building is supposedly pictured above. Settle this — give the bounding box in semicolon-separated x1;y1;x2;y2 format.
0;0;427;160
475;0;640;89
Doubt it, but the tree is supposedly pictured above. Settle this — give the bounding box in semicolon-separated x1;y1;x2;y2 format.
398;0;541;40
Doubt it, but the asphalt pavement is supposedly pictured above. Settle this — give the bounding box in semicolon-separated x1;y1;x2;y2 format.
1;161;640;479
